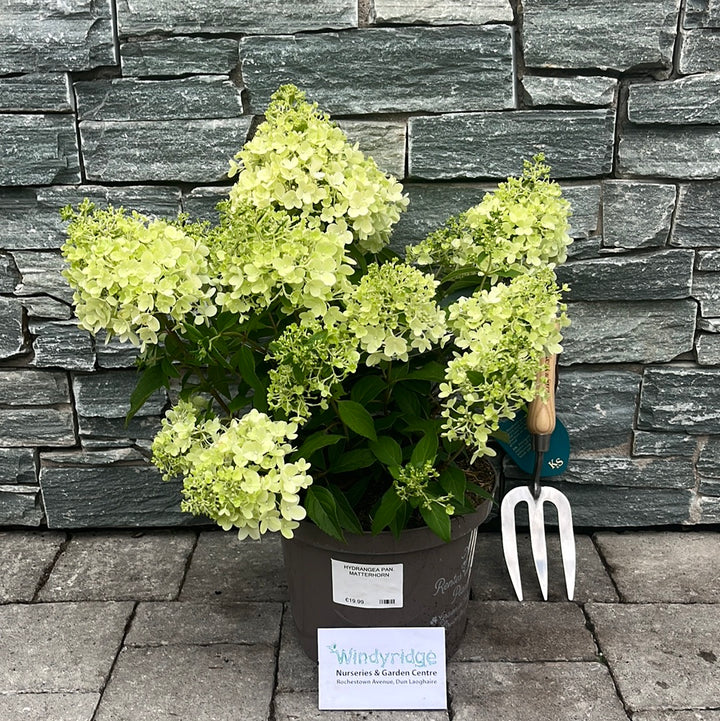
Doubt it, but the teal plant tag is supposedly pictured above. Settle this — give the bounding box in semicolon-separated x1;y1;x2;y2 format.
496;410;570;477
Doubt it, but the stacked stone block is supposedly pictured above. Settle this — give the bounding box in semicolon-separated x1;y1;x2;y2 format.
0;0;719;527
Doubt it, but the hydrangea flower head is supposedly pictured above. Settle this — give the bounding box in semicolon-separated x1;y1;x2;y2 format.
228;84;408;253
152;402;313;540
61;201;215;350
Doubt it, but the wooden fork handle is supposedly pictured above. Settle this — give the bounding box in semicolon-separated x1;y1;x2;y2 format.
527;355;557;442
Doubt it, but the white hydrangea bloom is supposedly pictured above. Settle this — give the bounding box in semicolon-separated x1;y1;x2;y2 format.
152;403;313;539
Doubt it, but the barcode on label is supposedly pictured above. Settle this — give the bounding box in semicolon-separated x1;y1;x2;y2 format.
378;599;396;605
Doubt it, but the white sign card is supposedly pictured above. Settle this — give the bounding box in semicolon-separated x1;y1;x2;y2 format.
317;627;447;710
331;559;403;608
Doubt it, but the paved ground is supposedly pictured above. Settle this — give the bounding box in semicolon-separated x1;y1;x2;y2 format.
0;527;718;720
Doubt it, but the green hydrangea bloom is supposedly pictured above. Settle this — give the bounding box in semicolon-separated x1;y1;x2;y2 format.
61;200;215;349
407;155;572;281
393;462;455;515
152;401;313;540
343;260;448;365
440;267;569;458
228;84;408;253
266;317;361;422
211;202;355;319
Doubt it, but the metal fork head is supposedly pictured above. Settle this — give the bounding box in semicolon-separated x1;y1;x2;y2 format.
500;485;576;601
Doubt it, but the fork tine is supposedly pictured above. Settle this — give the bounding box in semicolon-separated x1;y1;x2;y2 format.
500;486;528;602
546;487;577;601
528;492;549;600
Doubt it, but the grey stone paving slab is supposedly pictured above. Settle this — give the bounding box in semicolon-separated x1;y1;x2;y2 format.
181;531;287;602
594;531;720;602
635;713;720;721
449;661;628;721
0;602;133;692
470;533;619;602
0;530;65;602
587;603;720;711
274;691;450;720
0;692;99;721
455;601;597;662
126;601;282;646
278;604;318;693
94;644;276;721
37;531;195;602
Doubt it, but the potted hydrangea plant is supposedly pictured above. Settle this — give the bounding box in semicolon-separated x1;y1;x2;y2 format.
61;85;571;658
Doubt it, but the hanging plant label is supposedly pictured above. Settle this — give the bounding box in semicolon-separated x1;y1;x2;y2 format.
496;409;571;477
331;559;404;608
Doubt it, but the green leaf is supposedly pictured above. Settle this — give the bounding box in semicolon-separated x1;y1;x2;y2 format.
410;432;439;467
467;482;497;504
350;375;386;406
465;370;486;387
403;361;446;383
391;384;423;418
160;357;179;380
403;418;442;435
304;486;344;542
389;501;412;538
207;365;230;398
332;448;376;474
439;465;467;501
127;364;167;424
420;503;452;543
491;429;511;445
234;345;268;412
294;432;344;462
344;476;370;509
369;436;403;466
328;486;364;535
371;487;404;535
337;400;377;441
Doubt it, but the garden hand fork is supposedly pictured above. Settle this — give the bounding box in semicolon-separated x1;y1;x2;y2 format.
500;355;576;601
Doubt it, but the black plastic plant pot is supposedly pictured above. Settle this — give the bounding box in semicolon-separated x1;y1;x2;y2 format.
281;499;493;662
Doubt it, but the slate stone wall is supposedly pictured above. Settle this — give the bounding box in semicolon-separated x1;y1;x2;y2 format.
1;0;719;528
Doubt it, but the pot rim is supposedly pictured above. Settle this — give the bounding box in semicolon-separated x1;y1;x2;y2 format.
285;496;493;555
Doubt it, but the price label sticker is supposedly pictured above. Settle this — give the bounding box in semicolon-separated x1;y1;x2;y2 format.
331;559;403;609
